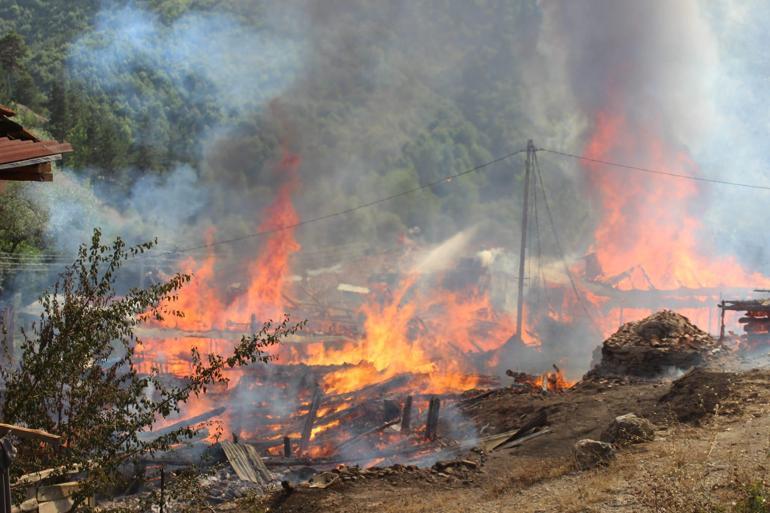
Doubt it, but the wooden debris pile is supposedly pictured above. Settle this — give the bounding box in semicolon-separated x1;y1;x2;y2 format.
588;310;721;378
301;457;484;489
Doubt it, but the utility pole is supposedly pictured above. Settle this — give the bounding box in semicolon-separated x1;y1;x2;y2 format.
515;140;535;342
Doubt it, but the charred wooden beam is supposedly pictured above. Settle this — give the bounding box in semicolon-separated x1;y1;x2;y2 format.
299;386;323;453
283;437;292;457
489;409;548;451
425;397;441;441
138;407;226;441
335;418;400;453
400;396;413;432
383;399;400;422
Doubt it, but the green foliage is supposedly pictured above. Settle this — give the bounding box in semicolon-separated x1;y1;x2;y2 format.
735;482;770;513
0;184;49;292
0;184;48;255
0;0;594;253
0;229;304;510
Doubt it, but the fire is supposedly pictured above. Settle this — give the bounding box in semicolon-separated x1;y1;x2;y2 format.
142;149;302;364
299;274;514;395
585;110;769;292
532;367;573;392
230;149;301;322
138;142;558;452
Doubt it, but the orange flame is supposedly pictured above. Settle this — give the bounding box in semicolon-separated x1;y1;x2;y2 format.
585;110;769;292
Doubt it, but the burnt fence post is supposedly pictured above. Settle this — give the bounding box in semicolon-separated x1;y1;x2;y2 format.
425;397;440;441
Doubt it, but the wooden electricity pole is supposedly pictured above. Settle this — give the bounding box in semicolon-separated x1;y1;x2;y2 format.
515;140;535;342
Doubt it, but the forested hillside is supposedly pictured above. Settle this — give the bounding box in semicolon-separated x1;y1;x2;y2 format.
0;0;592;292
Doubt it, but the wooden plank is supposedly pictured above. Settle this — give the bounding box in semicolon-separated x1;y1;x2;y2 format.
299;386;323;453
335;418;400;452
243;443;273;484
220;441;258;483
0;424;59;444
138;407;225;441
220;441;272;485
0;164;52;182
12;465;83;488
487;409;547;451
0;154;60;170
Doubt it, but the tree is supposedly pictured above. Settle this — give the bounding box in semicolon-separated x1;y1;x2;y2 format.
0;31;29;101
0;31;27;72
0;183;49;293
0;229;304;510
0;184;48;255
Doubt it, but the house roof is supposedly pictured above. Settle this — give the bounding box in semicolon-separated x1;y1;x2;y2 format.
0;104;73;181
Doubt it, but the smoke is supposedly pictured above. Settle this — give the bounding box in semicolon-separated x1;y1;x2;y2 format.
68;6;303;115
12;0;769;372
33;166;205;255
535;0;770;275
537;0;718;142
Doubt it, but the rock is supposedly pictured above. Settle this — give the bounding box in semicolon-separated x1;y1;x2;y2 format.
601;413;655;446
587;310;721;378
36;482;81;502
573;439;616;470
20;498;38;513
38;498;75;513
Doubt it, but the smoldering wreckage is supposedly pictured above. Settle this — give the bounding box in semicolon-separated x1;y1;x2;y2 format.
2;231;770;513
1;109;770;513
2;302;768;513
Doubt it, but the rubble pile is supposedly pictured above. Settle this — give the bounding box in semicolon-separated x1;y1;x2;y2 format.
658;368;738;424
588;310;721;378
304;458;483;489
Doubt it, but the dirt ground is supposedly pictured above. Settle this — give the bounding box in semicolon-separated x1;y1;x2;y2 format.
235;363;770;513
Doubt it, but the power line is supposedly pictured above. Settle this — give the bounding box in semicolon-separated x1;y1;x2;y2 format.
532;150;603;338
164;148;528;254
537;148;770;191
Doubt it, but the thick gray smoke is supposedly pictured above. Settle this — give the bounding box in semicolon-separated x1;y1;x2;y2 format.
535;0;769;274
12;0;770;370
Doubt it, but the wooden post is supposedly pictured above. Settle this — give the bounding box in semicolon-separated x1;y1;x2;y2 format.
249;313;258;335
0;439;11;513
719;300;726;341
159;466;165;513
425;397;441;441
383;399;400;422
283;436;292;457
515;141;534;342
400;396;413;432
708;299;713;335
300;386;323;453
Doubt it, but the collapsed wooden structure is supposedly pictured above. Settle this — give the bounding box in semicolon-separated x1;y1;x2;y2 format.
718;295;770;346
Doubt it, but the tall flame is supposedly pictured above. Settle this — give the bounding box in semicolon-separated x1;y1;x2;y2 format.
585;110;768;291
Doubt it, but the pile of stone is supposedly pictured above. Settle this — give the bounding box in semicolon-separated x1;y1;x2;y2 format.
588;310;721;378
